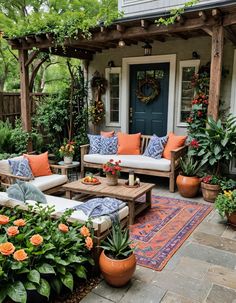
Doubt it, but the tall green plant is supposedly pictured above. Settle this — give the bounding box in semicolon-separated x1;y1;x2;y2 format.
0;120;13;153
189;115;236;176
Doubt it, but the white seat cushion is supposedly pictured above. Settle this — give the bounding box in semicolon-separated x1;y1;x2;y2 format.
30;174;68;191
84;154;171;172
0;156;24;174
0;192;128;233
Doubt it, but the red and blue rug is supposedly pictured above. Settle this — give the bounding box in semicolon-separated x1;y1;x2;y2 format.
130;195;212;271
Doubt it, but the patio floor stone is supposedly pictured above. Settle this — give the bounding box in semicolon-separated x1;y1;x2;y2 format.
80;182;236;303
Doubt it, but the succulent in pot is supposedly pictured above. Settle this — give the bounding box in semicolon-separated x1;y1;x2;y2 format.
99;222;136;287
215;190;236;226
176;156;202;198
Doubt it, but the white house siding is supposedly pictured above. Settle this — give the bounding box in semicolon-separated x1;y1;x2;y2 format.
119;0;226;18
87;36;234;136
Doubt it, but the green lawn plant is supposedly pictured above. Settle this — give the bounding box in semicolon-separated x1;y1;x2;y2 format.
0;204;94;303
215;190;236;218
101;222;134;260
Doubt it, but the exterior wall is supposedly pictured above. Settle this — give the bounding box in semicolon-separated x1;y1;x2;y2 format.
88;36;234;136
119;0;226;18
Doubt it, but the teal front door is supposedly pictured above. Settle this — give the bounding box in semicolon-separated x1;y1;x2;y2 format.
129;63;170;136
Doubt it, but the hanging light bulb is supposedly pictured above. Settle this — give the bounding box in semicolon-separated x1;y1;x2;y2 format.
118;39;126;48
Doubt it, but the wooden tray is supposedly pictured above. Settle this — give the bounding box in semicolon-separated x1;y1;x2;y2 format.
81;179;101;186
124;181;140;188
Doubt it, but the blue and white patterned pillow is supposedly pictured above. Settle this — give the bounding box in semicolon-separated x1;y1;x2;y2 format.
143;135;168;159
100;136;118;155
88;134;101;154
8;158;34;179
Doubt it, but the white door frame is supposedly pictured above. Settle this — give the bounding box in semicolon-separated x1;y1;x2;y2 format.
230;49;236;173
121;54;177;133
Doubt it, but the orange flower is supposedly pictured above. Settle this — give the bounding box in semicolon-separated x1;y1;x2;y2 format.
0;215;9;225
30;234;43;246
13;249;28;262
80;225;90;237
58;223;69;233
7;226;19;237
0;242;15;255
14;219;26;227
85;237;93;250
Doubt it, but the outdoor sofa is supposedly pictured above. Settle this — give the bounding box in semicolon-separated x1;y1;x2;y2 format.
0;155;68;194
81;134;187;192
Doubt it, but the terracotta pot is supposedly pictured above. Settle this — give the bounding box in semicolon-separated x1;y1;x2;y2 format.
106;174;118;186
64;156;73;164
226;212;236;227
176;175;200;198
99;250;136;287
201;182;220;203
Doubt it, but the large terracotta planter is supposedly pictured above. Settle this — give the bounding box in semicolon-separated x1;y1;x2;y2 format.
226;212;236;227
201;182;220;203
106;174;118;186
176;175;200;198
99;250;136;287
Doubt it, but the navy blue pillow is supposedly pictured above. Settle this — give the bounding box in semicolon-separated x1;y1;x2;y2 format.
100;136;118;155
143;135;168;159
88;134;101;154
8;158;34;179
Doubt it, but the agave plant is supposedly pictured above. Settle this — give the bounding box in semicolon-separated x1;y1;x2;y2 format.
179;156;203;177
100;222;134;260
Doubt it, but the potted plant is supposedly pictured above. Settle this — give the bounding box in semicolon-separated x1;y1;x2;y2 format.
215;189;236;226
59;140;75;164
99;222;136;287
189;115;236;202
176;156;202;198
201;175;220;202
103;159;121;186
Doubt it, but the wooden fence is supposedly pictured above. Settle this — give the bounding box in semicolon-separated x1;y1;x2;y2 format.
0;92;47;125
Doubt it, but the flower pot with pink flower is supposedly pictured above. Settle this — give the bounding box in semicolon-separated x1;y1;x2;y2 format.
103;159;121;186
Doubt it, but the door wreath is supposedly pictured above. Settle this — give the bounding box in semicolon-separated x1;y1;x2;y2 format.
136;77;160;104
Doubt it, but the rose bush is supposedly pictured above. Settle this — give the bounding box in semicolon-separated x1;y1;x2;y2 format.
0;204;94;303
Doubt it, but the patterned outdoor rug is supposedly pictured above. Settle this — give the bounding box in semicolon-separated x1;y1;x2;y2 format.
130;195;212;271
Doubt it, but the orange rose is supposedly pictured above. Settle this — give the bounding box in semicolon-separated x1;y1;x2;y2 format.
85;237;93;250
80;225;90;237
0;215;9;225
0;242;15;255
7;226;19;237
30;234;43;246
58;223;69;233
14;219;26;227
13;249;28;262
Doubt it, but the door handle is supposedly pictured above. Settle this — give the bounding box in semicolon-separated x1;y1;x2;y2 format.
129;107;133;118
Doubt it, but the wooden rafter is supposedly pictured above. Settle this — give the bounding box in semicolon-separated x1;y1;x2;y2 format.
224;27;236;45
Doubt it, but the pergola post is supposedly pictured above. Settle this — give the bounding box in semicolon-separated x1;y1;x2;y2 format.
208;24;224;120
19;49;32;151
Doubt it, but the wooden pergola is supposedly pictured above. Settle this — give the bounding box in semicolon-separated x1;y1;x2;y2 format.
7;3;236;137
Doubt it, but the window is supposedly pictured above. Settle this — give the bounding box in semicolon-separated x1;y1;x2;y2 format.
105;67;121;126
177;60;200;126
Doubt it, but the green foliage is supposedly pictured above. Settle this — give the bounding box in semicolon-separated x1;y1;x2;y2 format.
215;190;236;218
0;204;94;302
220;178;236;191
100;222;134;260
10;120;29;154
179;156;203;177
0;120;13;153
189;116;236;176
156;0;199;26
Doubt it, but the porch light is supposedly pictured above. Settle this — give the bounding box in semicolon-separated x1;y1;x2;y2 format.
118;39;126;48
143;41;152;56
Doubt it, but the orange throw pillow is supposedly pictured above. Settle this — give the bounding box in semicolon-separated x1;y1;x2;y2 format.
24;152;52;177
100;131;115;138
117;132;141;155
163;133;187;160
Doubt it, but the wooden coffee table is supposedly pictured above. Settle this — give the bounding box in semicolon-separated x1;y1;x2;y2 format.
62;177;155;225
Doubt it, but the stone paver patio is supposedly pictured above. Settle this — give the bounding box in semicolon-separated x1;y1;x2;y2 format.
80;181;236;303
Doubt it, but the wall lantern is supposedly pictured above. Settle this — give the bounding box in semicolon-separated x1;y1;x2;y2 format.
118;39;126;48
143;41;152;56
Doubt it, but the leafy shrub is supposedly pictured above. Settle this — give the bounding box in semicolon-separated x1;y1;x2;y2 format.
0;120;13;153
215;190;236;217
10;119;29;154
0;205;94;303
